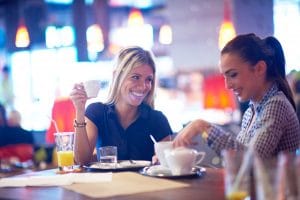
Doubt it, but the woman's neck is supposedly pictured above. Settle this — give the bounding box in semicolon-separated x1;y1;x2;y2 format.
115;102;139;129
252;81;274;103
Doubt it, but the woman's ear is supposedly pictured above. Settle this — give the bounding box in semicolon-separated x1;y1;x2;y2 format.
254;60;267;76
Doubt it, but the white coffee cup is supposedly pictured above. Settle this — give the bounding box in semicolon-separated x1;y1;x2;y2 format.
164;147;206;175
154;141;173;168
83;80;100;98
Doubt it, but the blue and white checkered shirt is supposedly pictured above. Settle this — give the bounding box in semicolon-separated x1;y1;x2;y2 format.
207;84;300;158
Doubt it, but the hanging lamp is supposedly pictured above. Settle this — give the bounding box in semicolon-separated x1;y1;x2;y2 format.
15;18;30;48
218;0;236;50
127;8;144;27
15;0;30;49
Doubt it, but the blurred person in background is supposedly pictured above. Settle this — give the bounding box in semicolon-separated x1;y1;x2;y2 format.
0;103;6;127
0;110;34;162
0;65;14;109
173;33;300;159
70;46;173;164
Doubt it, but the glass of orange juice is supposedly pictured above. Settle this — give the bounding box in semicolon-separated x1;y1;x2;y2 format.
222;150;250;200
54;132;75;172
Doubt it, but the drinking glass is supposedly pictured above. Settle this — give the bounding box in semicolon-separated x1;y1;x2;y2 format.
54;132;75;172
98;146;117;168
222;149;250;200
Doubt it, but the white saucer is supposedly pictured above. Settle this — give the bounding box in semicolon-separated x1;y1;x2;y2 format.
140;165;206;179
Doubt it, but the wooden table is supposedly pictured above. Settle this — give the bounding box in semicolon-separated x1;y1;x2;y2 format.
0;168;225;200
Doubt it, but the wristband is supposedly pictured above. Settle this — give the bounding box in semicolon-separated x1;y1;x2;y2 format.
74;120;87;128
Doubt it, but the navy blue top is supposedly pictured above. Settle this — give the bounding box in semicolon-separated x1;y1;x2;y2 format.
0;127;34;147
85;102;173;161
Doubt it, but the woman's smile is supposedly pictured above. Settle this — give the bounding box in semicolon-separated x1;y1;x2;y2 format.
129;90;147;102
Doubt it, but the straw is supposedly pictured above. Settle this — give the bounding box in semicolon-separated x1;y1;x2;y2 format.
150;135;157;144
231;120;273;193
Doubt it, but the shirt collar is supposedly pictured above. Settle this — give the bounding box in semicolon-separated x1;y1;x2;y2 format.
107;102;150;119
249;83;279;114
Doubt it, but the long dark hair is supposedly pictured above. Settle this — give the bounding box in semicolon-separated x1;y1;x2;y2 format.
221;33;296;110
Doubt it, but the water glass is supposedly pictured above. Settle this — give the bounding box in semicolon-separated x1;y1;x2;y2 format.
98;146;117;168
54;132;75;172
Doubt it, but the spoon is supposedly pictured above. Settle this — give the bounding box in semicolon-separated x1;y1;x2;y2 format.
150;135;157;144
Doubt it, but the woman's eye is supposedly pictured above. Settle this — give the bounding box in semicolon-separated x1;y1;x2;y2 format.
146;77;153;83
229;72;237;78
131;75;139;80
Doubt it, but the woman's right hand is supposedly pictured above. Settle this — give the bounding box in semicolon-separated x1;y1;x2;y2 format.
70;83;88;112
173;119;211;147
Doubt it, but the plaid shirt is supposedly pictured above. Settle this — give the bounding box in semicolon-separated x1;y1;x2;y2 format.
207;84;300;158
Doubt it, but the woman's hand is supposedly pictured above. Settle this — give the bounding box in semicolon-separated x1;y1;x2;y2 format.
152;154;159;165
70;83;88;113
173;119;211;147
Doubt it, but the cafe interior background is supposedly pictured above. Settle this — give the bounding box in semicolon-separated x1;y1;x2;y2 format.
0;0;299;163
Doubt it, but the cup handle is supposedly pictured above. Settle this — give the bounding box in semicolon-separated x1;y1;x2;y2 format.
195;152;206;165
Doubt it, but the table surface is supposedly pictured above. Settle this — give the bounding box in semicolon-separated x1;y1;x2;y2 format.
0;167;225;200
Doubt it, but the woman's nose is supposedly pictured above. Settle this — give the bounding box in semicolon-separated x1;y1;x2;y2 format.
224;78;232;89
137;80;148;90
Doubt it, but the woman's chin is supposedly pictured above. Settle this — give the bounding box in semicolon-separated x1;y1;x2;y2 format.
238;96;249;102
128;99;144;107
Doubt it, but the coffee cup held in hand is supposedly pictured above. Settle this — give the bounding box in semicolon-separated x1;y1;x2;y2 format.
164;147;205;175
83;80;100;98
154;141;173;168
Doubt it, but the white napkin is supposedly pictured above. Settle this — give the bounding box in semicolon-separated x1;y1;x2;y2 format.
0;172;112;187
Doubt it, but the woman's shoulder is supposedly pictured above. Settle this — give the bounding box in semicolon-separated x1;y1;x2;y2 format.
266;91;294;109
86;102;109;114
263;91;296;118
86;102;107;109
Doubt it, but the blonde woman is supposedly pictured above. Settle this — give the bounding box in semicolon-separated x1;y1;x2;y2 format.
70;46;173;165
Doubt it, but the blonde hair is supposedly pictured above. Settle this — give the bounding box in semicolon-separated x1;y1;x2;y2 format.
106;46;156;108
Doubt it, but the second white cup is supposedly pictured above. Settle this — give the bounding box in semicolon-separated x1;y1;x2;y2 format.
154;141;173;168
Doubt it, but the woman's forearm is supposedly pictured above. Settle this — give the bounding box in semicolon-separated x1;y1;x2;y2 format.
74;126;93;165
73;112;94;165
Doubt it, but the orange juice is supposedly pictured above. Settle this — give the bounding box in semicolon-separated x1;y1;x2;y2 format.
57;151;74;167
226;191;248;200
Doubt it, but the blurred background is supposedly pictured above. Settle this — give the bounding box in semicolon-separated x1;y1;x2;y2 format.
0;0;299;149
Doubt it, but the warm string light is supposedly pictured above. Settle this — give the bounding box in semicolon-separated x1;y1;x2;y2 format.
15;18;30;48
